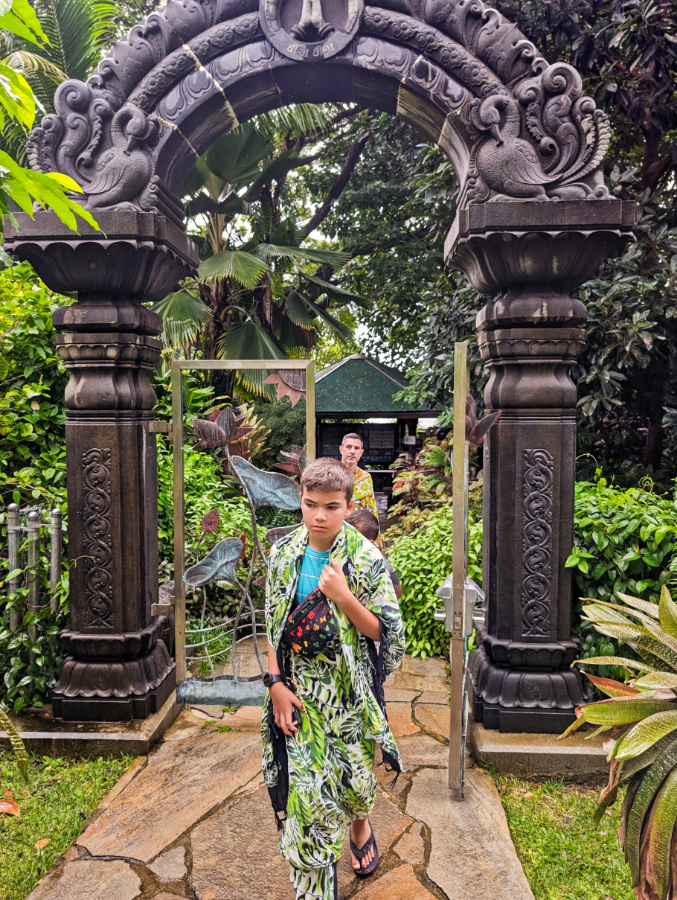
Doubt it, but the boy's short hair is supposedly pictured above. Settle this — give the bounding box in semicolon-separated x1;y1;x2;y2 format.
301;457;354;502
346;509;380;541
340;432;363;445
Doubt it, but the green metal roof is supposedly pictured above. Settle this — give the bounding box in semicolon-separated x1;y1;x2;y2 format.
315;354;439;417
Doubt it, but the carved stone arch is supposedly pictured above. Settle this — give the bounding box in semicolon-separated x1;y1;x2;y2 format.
4;0;635;729
25;0;610;227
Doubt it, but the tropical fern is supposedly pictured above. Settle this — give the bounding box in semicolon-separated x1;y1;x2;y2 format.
566;586;677;899
0;706;28;782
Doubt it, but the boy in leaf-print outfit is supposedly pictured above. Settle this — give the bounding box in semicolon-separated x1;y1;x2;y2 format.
261;458;405;900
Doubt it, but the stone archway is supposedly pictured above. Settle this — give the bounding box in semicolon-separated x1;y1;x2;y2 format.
5;0;634;727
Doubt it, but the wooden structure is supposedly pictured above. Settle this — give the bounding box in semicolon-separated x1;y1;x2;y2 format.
315;354;439;504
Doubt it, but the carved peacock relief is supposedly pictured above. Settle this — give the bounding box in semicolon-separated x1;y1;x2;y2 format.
23;0;611;223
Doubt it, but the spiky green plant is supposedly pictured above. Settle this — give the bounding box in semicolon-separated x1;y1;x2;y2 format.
0;707;28;782
564;586;677;899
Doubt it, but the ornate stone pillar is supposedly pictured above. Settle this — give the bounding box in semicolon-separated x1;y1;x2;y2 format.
446;200;635;733
4;210;198;721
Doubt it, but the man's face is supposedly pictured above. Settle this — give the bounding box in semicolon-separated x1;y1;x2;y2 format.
340;437;363;469
301;489;353;543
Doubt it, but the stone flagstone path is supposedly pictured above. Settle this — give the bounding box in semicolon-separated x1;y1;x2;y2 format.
27;655;534;900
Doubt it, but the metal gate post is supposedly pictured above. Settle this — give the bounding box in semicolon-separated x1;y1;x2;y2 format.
448;343;469;797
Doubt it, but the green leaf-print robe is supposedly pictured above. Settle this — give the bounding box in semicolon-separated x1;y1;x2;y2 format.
261;522;405;889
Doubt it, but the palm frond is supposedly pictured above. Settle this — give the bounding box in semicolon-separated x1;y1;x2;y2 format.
202;122;273;187
217;319;286;360
184;193;248;219
5;49;67;110
302;295;353;342
284;290;315;328
255;103;337;144
152;290;211;353
199;249;268;288
255;243;350;269
301;272;367;308
29;0;119;85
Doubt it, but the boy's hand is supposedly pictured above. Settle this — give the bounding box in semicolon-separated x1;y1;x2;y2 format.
319;560;354;606
270;682;304;736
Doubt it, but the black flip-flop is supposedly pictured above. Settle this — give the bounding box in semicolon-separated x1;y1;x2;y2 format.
349;820;379;877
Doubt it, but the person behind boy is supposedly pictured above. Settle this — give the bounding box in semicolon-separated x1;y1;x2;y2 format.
261;458;405;900
339;433;378;518
346;509;402;600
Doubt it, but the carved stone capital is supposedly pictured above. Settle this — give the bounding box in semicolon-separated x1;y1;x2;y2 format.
55;332;161;411
446;199;636;296
478;326;585;409
4;210;198;302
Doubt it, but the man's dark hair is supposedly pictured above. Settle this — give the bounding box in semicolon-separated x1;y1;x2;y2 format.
340;432;363;446
301;457;354;502
346;509;380;541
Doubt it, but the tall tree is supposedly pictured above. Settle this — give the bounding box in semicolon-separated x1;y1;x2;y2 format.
155;109;370;394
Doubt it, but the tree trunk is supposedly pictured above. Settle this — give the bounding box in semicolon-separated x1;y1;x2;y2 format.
643;422;664;470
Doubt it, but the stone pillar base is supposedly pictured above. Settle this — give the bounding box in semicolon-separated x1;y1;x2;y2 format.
469;639;586;734
51;638;176;722
50;618;175;722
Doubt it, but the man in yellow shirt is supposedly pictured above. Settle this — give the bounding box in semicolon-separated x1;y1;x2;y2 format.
339;433;379;518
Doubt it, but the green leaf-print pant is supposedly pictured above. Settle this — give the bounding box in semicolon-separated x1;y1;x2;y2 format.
279;653;377;900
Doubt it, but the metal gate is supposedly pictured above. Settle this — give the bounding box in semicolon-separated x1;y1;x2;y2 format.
434;343;489;799
168;359;315;707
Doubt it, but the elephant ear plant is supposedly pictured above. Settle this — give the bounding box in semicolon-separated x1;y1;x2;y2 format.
563;587;677;900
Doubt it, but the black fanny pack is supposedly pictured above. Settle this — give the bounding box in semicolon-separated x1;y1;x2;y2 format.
279;587;339;659
280;588;338;659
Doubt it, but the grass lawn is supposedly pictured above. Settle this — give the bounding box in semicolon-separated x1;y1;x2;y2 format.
492;774;635;900
0;751;132;900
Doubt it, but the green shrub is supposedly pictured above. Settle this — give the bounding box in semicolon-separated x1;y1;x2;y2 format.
567;480;677;608
157;434;253;564
0;264;69;509
252;397;307;471
0;265;71;711
388;504;482;657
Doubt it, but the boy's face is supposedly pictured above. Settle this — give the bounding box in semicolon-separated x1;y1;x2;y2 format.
301;488;354;543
